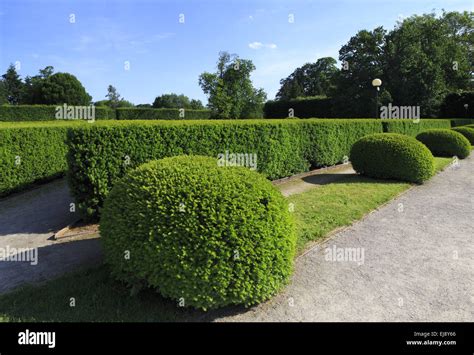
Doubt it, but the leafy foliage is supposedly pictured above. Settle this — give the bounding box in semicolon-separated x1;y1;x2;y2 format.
152;93;204;109
115;107;211;120
66;119;381;219
0;105;115;121
100;155;296;310
1;64;24;104
276;57;338;100
38;73;92;105
416;129;471;159
350;133;435;183
199;52;266;118
381;119;451;136
452;126;474;145
0;122;84;195
264;97;334;118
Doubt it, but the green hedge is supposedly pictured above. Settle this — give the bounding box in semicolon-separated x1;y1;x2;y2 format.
449;118;474;127
0;121;85;196
350;133;435;184
67;119;382;219
0;105;115;121
115;108;212;120
100;156;296;309
416;129;471;159
452;127;474;145
381;119;451;136
264;97;334;118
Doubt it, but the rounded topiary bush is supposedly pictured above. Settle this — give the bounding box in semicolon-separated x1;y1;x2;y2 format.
350;133;435;183
99;155;296;310
452;127;474;145
416;129;471;159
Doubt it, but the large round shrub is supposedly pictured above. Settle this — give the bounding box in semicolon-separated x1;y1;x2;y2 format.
452;127;474;145
100;155;296;310
416;129;471;159
350;133;435;183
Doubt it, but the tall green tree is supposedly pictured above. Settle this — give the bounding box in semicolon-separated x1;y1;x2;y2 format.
1;64;24;104
276;57;339;100
106;85;121;108
385;11;473;116
332;27;390;117
199;52;266;118
39;72;92;105
23;66;54;104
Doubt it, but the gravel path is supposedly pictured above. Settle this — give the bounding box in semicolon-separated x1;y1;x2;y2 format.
215;156;474;322
0;179;102;294
1;159;472;322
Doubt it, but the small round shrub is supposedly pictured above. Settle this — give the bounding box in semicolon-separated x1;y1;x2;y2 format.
350;133;435;183
452;127;474;145
416;129;471;159
100;155;296;310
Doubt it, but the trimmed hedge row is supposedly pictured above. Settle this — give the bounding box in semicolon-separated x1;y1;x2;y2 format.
66;119;382;219
115;108;212;120
416;129;471;159
0;105;115;121
0;105;212;121
100;155;296;309
264;97;334;118
452;127;474;145
382;119;451;136
350;133;435;183
449;118;474;127
0;121;86;196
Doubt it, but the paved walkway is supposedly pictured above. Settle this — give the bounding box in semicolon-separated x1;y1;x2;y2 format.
1;159;472;322
0;179;102;294
214;156;474;321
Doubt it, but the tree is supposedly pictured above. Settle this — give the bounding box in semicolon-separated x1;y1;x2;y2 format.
385;11;473;117
106;85;121;108
1;64;24;104
22;66;54;104
276;57;339;100
0;80;8;104
190;99;204;109
153;93;191;108
39;72;92;105
332;27;389;117
199;52;266;118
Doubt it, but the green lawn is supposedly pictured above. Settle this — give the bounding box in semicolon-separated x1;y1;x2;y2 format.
0;157;454;322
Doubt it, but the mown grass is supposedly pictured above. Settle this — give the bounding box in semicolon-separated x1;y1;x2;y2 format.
0;157;455;322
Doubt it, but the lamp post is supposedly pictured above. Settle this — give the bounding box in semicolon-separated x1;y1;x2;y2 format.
464;103;469;117
372;78;382;118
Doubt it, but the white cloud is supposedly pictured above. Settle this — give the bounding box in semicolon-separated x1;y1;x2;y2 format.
249;42;277;50
249;42;263;49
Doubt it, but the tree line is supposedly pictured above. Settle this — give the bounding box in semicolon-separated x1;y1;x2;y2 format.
0;10;472;118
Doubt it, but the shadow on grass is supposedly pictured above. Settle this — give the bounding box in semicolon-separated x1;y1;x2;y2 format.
0;264;252;322
302;173;407;186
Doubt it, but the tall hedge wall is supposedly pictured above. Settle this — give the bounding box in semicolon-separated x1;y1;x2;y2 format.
0;105;115;121
66;119;382;219
264;97;334;118
115;108;212;120
0;121;85;196
381;119;451;136
449;118;474;127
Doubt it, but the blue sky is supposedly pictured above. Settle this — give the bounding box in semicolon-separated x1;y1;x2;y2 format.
0;0;472;104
